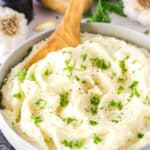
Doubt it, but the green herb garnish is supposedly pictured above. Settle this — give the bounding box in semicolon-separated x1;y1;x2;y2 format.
90;0;111;23
35;99;47;110
90;107;98;115
80;64;87;70
62;140;73;148
118;77;125;83
75;76;80;81
90;96;100;106
130;81;139;89
81;53;87;61
64;58;73;77
129;81;140;98
137;132;144;139
117;85;124;94
89;120;98;125
108;100;123;110
29;74;36;81
44;69;52;76
119;60;127;72
32;116;42;125
62;139;84;148
112;119;119;123
93;134;102;144
74;139;84;148
16;69;27;81
85;0;125;23
91;58;111;70
102;0;126;17
13;92;22;100
144;29;150;35
65;117;75;124
59;91;69;107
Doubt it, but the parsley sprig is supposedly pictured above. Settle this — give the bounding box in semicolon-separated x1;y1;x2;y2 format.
85;0;125;23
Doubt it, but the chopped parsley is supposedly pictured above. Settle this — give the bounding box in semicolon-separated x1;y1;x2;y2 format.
13;92;22;100
80;64;87;70
93;134;102;144
119;60;127;72
35;99;47;110
108;100;123;110
86;96;100;115
90;107;98;115
112;119;119;123
32;116;42;125
44;69;52;76
16;69;27;81
65;117;75;124
90;96;100;106
91;58;111;70
89;120;98;125
112;115;122;123
59;91;69;107
129;81;140;98
64;65;73;77
118;77;125;83
75;76;80;81
62;140;73;148
64;58;73;77
81;53;87;61
144;29;150;35
29;74;36;81
137;132;144;139
65;59;71;65
74;139;84;148
62;139;84;148
117;85;124;94
130;81;138;89
111;72;117;78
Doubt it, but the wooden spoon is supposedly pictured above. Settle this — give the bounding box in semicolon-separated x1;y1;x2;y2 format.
25;0;88;68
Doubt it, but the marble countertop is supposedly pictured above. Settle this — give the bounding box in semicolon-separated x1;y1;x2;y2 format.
0;1;150;150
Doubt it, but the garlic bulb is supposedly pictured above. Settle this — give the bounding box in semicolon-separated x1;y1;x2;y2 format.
0;7;28;55
123;0;150;26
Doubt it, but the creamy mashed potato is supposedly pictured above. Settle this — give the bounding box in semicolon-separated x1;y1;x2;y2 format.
1;33;150;150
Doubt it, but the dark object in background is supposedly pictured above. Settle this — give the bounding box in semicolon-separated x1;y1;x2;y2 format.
2;0;33;23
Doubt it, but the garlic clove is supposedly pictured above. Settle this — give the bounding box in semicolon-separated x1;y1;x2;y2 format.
0;7;28;55
34;19;56;32
123;0;150;26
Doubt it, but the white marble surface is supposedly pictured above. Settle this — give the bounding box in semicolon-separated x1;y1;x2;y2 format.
0;1;150;150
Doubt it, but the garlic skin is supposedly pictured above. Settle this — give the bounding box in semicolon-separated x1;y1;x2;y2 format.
0;7;28;56
123;0;150;26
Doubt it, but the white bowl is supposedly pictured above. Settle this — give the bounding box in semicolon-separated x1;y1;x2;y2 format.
0;23;150;150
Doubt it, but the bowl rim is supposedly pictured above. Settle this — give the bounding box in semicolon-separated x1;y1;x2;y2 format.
0;22;150;150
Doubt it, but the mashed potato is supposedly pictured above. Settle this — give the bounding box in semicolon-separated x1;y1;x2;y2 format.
1;33;150;150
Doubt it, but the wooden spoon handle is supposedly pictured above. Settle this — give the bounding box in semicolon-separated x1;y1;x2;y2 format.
25;0;87;68
54;0;87;46
57;0;87;44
